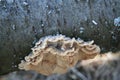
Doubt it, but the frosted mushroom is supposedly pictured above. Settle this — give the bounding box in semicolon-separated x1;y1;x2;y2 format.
18;34;100;75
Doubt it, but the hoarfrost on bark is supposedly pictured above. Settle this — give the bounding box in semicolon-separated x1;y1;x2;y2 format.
92;20;98;25
12;24;16;30
79;27;85;34
112;36;116;40
114;17;120;26
23;1;28;6
48;10;52;15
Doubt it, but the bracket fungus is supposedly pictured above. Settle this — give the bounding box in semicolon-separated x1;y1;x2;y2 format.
18;34;100;75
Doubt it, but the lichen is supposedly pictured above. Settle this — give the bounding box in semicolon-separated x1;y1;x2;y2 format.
18;34;100;75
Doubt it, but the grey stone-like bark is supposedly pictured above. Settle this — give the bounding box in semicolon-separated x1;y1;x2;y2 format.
0;0;120;75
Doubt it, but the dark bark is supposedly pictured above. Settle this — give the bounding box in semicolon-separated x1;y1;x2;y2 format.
0;0;120;75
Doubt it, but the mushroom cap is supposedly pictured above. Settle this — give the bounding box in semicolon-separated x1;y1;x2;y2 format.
19;34;100;75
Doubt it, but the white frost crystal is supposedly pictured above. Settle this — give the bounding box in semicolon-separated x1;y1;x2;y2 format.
114;17;120;26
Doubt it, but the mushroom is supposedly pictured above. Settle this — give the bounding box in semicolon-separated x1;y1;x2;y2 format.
18;34;100;75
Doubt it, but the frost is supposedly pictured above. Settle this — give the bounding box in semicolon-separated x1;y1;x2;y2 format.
48;10;52;14
114;17;120;26
92;20;98;25
11;62;16;68
80;31;83;33
12;24;16;30
41;23;44;27
79;27;85;33
12;65;17;68
3;5;6;8
46;5;49;8
112;36;116;40
110;31;114;34
23;1;28;6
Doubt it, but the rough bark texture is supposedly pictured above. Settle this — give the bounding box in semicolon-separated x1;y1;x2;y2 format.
0;0;120;75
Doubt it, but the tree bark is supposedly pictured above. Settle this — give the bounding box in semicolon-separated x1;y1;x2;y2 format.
0;0;120;75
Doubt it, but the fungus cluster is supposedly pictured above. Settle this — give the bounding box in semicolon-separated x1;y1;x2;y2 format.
19;34;100;75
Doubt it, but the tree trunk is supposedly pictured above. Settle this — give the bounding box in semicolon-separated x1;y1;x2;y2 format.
0;0;120;75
